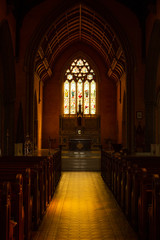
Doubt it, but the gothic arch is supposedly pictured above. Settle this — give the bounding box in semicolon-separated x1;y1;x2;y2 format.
145;19;160;150
24;2;135;151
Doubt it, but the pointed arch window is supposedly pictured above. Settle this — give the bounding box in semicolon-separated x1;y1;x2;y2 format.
64;58;96;115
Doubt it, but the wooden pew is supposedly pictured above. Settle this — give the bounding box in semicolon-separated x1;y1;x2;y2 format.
123;158;160;239
129;166;151;231
122;157;160;217
120;159;127;210
0;174;24;240
0;152;61;225
0;159;42;229
0;182;17;240
101;150;122;195
53;150;61;188
0;167;32;240
101;150;107;183
101;152;160;240
137;169;153;240
0;151;61;239
149;174;160;240
136;169;160;240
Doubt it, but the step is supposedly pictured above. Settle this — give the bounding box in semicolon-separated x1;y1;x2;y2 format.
61;150;101;171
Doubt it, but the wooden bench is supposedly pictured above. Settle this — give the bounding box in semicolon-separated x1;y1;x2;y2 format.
137;169;154;240
0;159;44;228
121;157;160;218
0;174;24;240
52;150;61;189
101;151;160;240
0;167;33;240
0;182;17;240
0;151;61;240
0;152;61;225
122;158;160;239
148;174;160;240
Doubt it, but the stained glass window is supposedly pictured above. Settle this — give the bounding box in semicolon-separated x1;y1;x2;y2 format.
87;74;93;80
77;59;84;66
72;67;79;73
91;80;96;114
64;58;96;115
84;81;89;114
81;66;88;73
64;80;69;114
77;80;83;112
67;74;73;80
70;80;76;114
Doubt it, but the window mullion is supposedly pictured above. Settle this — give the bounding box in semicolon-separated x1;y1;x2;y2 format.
89;81;90;115
69;81;71;115
82;81;84;114
76;79;77;114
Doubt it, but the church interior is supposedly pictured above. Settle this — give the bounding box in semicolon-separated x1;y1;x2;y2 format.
1;0;160;239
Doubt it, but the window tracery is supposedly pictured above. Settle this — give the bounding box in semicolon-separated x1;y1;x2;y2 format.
64;58;96;115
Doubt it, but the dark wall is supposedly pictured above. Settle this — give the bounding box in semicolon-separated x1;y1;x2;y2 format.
42;41;117;148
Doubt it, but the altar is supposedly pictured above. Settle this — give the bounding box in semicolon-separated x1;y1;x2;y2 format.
69;139;91;151
59;115;101;150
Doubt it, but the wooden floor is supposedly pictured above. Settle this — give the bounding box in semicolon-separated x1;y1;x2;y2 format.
33;172;138;240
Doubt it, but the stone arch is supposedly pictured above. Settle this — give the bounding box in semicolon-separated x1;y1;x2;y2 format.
24;2;135;152
145;19;160;150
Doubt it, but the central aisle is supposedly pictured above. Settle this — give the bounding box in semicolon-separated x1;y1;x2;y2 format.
33;172;138;240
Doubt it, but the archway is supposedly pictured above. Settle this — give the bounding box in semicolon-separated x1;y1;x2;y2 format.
24;2;135;152
145;19;160;150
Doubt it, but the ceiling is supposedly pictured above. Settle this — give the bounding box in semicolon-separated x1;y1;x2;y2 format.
8;0;156;22
34;3;126;84
7;0;156;83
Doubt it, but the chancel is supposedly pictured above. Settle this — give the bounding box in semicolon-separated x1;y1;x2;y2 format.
1;0;160;239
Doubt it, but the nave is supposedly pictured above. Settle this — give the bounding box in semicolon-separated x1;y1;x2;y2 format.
33;172;138;240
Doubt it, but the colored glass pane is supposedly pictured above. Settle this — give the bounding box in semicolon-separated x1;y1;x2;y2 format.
87;74;93;80
70;80;76;114
67;74;73;80
64;80;69;114
91;80;96;114
77;59;84;66
64;58;96;115
84;81;89;114
77;80;83;112
81;66;88;73
72;67;79;73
